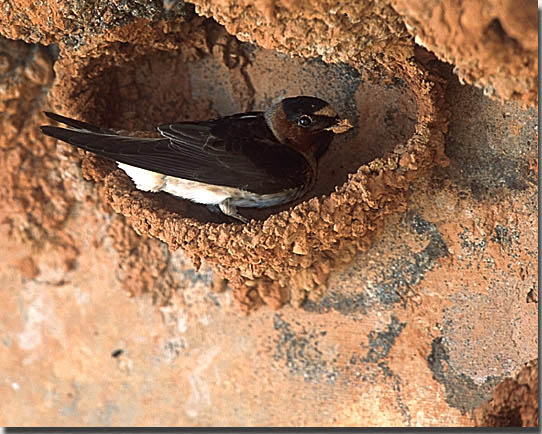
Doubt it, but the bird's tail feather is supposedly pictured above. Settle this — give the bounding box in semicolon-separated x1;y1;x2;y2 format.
43;112;105;133
40;112;164;158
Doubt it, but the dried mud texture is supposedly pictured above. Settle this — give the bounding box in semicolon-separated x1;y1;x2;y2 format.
390;0;538;106
473;359;538;427
0;38;70;247
0;0;193;47
191;0;413;66
45;12;448;311
0;34;195;307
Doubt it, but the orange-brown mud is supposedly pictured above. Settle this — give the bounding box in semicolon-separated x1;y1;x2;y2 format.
474;359;538;427
0;0;537;427
37;14;448;311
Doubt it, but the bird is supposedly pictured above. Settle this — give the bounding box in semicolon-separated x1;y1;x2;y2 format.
40;96;352;223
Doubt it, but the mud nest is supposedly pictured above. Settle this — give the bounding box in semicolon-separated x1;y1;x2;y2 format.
474;359;538;427
46;15;449;310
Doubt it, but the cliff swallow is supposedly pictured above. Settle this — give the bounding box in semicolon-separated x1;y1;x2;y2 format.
40;96;352;223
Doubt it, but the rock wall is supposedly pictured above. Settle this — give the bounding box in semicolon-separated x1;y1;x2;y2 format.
0;0;537;427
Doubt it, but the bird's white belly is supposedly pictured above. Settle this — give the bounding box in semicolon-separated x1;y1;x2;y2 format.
163;177;232;205
118;163;239;205
118;163;166;192
117;163;302;208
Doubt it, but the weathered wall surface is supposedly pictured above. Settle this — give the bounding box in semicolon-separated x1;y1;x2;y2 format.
390;0;537;106
0;0;537;427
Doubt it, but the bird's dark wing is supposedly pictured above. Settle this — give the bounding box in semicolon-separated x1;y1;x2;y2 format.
40;112;310;194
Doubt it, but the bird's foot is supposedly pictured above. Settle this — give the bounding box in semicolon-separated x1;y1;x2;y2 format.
218;199;249;224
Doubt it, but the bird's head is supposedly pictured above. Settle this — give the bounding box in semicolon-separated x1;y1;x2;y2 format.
264;96;352;159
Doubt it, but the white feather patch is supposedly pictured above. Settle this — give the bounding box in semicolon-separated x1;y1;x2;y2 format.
163;177;232;205
117;163;303;208
117;163;165;192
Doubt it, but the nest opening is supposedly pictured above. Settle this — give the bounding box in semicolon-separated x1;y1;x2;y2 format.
55;27;418;224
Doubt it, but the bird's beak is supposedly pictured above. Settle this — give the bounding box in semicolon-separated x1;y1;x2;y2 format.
325;118;353;134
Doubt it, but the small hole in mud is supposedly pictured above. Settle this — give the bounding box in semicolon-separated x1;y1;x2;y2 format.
486;18;508;41
111;349;123;358
82;22;418;223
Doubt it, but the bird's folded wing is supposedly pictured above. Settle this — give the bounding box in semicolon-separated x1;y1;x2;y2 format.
42;115;309;195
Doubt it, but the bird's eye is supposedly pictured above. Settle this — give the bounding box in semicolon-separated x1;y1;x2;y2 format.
297;115;313;127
